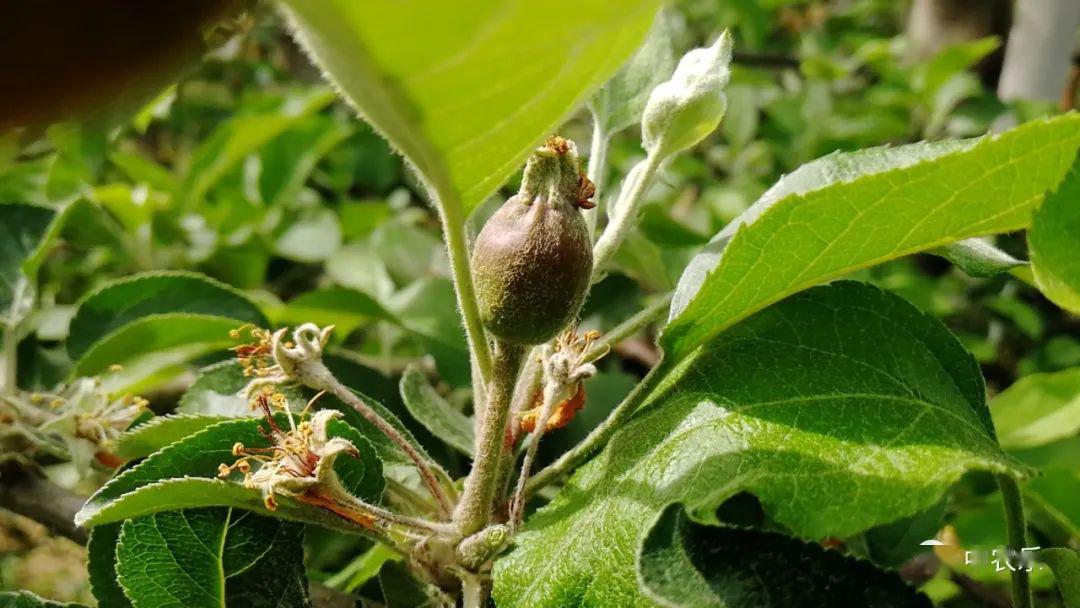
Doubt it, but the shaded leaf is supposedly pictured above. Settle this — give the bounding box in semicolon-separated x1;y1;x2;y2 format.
1024;469;1080;543
667;114;1080;359
591;11;678;135
71;312;241;387
67;271;266;361
990;368;1080;450
1031;152;1080;313
274;209;343;263
176;89;335;212
87;523;133;608
176;360;307;418
116;508;309;608
400;365;473;456
638;504;930;608
274;287;396;338
113;414;231;460
0;203;55;320
379;560;434;608
279;0;663;214
494;282;1022;606
0;592;86;608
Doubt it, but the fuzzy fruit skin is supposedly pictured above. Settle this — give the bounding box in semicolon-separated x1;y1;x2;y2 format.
472;190;592;346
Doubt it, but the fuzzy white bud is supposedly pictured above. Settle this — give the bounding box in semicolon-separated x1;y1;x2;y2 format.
641;31;733;158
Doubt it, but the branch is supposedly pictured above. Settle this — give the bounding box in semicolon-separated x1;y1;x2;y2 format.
0;467;87;544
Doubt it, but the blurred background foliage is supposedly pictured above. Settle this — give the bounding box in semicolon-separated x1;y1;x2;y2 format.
1;0;1078;605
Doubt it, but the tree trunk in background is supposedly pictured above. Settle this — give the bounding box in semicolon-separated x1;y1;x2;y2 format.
907;0;1012;88
997;0;1080;103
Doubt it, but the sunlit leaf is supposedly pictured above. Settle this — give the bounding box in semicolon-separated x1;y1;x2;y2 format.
666;114;1080;359
278;0;664;214
495;282;1023;606
1031;152;1080;313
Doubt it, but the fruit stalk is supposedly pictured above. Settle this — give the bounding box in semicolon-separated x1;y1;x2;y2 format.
454;341;524;536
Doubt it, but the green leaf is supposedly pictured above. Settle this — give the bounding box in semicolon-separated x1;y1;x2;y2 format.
113;414;232;460
67;271;267;361
77;414;383;527
1031;152;1080;313
177;360;307;418
590;11;678;135
934;238;1027;278
176;88;336;212
274;287;396;338
378;560;434;608
0;592;86;608
666;114;1080;359
274;208;343;264
1043;548;1080;608
176;357;429;467
0;203;55;320
116;508;309;608
279;0;663;214
258;114;353;207
88;523;133;608
71;313;241;387
638;505;930;608
1025;469;1080;543
990;368;1080;450
494;282;1023;606
400;365;473;456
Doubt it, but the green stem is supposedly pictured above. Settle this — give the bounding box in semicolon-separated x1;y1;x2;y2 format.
433;186;494;390
525;358;669;496
585;112;610;239
455;341;524;536
583;293;672;364
1;324;16;397
997;474;1033;608
591;149;664;281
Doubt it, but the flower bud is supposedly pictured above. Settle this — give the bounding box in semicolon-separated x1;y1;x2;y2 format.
641;31;733;158
471;137;594;345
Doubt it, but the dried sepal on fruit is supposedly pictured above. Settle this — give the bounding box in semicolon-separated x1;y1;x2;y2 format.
517;329;603;435
471;136;594;345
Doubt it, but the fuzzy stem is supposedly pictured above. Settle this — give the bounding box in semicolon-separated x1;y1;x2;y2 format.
455;341;524;536
591;150;664;281
585;111;610;239
320;377;454;518
525;358;669;496
583;293;672;365
1;324;16;397
460;573;486;608
509;381;560;529
433;188;494;392
997;475;1033;608
306;486;453;538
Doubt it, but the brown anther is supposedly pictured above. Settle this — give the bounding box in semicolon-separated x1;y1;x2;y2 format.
263;494;278;511
237;459;251;474
545;135;570;154
218;463;232;478
232;442;245;456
